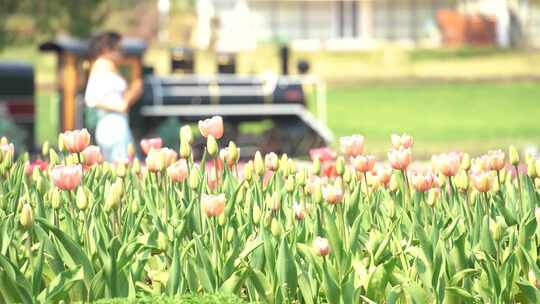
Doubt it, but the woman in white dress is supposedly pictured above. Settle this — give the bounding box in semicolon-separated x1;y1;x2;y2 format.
84;32;143;162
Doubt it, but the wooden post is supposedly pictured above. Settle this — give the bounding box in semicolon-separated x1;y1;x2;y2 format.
62;53;77;131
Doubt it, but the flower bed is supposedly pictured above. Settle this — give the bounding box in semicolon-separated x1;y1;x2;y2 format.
0;116;539;303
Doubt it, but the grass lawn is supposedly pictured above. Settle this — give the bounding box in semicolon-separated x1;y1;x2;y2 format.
325;82;540;157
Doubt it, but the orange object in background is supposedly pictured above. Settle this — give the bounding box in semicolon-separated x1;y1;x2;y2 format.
437;10;497;47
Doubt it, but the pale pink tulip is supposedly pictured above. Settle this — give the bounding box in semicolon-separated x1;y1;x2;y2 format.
322;183;343;204
62;129;91;153
201;193;226;217
391;133;414;149
198;116;224;139
410;170;435;192
340;135;364;157
313;237;330;257
146;149;164;172
293;203;305;220
432;153;461;177
351;155;376;173
160;148;178;167
388;148;412;170
82;145;103;167
471;171;493;193
265;152;279;171
140;138;163;155
0;143;14;158
51;164;83;190
374;164;392;186
167;159;188;183
486;150;505;171
219;148;236;168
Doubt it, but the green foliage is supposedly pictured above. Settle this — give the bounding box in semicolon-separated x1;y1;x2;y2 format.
93;294;245;304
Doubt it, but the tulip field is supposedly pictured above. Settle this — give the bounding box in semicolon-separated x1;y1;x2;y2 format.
2;117;540;303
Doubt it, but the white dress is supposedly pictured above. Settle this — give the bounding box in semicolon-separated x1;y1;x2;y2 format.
84;68;133;162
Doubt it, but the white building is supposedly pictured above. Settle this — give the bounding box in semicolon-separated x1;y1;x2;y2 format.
197;0;540;50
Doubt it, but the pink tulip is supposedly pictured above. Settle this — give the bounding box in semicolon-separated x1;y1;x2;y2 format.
322;183;343;204
140;138;163;155
486;150;505;171
313;237;330;257
351;155;376;173
160;148;178;167
198;116;224;139
167;159;188;183
25;159;47;176
62;129;91;153
82;145;103;167
388;148;412;170
391;133;414;149
309;147;336;162
51;164;83;190
340;135;364;157
201;193;226;217
265;152;279;171
293;203;305;220
432;153;461;177
410;170;435;192
471;171;492;193
373;164;392;186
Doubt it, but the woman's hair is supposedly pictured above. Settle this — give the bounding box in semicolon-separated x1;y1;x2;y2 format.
88;31;122;59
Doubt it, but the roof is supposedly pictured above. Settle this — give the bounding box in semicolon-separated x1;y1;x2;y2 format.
39;37;147;57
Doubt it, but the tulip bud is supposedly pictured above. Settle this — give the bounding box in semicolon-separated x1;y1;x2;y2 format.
287;159;296;176
508;145;519;166
437;173;446;188
106;179;123;210
268;192;280;212
51;187;61;209
179;140;191;159
206;135;218;158
312;157;321;175
336;156;345;176
271;218;282;237
535;207;540;225
218;213;226;226
116;162;127;178
41;141;50;157
427;188;440;208
180;125;193;145
58;134;65;152
228;141;240;164
296;169;306;187
76;187;88;210
279;154;289;174
189;170;200;190
254;151;265;176
0;137;7;145
131;197;140;214
132;158;141;175
529;270;539;288
20;203;34;230
313;237;330;257
528;159;537;178
243;161;254;181
461;153;471;171
253;204;261;224
49;149;60;166
263;212;272;228
455;170;469;192
389;173;399;192
158;232;169;252
490;220;503;242
313;186;323;204
32;166;41;182
285;175;295;193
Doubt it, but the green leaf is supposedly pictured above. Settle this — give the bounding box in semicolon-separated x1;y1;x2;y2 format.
322;259;340;304
276;237;298;297
37;266;84;303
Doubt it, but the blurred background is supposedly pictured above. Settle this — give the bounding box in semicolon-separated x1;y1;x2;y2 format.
1;0;540;158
